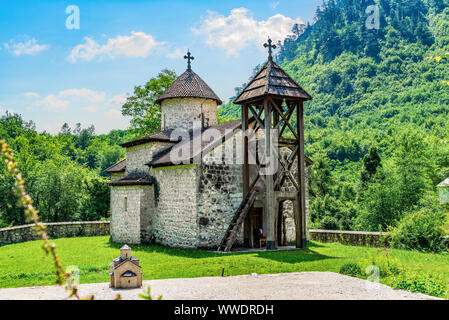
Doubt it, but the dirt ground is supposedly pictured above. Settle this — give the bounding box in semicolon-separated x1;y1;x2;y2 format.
0;272;439;300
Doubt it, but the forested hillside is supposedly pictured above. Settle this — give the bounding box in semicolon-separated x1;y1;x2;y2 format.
0;114;135;226
221;0;449;246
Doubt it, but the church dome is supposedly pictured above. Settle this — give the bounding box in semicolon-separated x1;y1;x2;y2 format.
156;69;222;106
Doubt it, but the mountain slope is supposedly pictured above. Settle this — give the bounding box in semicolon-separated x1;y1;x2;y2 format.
220;0;449;232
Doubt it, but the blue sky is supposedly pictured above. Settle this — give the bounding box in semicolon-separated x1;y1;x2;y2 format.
0;0;322;134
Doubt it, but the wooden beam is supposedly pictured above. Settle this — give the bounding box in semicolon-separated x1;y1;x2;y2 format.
280;103;296;136
248;107;264;139
268;97;299;140
278;137;297;146
264;98;276;250
242;104;251;247
298;100;307;248
274;200;281;247
278;145;299;189
249;105;265;130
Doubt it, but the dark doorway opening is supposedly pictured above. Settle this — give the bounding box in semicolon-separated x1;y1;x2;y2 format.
251;208;264;248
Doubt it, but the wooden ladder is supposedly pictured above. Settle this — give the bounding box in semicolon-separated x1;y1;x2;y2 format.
217;175;260;252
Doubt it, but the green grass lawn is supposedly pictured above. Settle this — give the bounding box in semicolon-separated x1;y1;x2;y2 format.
0;236;448;297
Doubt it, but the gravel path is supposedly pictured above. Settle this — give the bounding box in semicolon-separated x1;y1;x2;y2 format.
0;272;438;300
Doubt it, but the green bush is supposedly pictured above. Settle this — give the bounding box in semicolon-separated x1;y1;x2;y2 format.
319;216;340;230
339;262;362;277
390;273;448;298
389;203;447;253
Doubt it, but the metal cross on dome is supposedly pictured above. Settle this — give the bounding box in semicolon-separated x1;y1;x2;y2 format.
264;37;277;61
184;50;194;71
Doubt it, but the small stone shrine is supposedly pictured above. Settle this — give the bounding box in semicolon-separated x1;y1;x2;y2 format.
109;245;142;289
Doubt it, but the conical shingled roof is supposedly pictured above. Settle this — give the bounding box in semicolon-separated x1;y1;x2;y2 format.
233;59;312;104
156;69;222;105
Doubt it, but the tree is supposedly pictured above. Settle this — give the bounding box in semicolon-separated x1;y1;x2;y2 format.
122;69;177;136
309;158;332;198
32;158;87;222
80;176;110;221
393;129;430;213
360;147;382;186
0;170;25;226
60;123;72;135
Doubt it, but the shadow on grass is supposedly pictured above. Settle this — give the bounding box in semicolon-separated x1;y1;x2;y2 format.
105;239;221;259
254;249;335;264
105;238;336;264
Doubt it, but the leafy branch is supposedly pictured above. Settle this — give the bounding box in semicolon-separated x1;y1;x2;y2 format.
0;139;81;299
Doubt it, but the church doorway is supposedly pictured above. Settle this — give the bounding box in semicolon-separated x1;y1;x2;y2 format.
251;208;264;248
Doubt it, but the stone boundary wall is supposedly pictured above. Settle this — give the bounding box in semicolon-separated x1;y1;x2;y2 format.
309;229;390;247
2;223;446;248
310;229;449;248
0;221;110;246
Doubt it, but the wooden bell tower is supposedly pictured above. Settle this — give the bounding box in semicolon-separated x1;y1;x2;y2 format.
218;38;312;251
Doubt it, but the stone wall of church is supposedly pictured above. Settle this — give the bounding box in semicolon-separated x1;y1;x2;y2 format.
150;164;199;248
110;185;154;244
126;142;173;173
196;164;244;248
198;132;245;248
140;186;155;243
161;98;218;131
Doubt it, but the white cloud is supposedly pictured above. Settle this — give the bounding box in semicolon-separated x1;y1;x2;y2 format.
105;109;122;119
192;7;303;56
59;88;106;103
82;106;99;113
166;48;186;59
27;89;128;114
22;92;40;99
109;93;128;107
67;31;166;63
270;2;280;9
33;95;69;112
3;38;49;56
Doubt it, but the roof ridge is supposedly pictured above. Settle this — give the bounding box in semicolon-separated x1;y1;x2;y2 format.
192;69;206;99
233;59;312;104
156;69;222;105
271;61;311;97
264;59;273;95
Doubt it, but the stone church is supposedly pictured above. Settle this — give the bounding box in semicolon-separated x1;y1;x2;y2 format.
106;47;312;250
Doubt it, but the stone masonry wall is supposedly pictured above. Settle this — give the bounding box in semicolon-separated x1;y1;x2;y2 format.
309;230;391;247
199;132;246;248
197;164;244;248
110;185;154;244
0;221;110;246
161;98;218;131
140;186;155;244
150;164;199;247
126;142;173;173
197;131;310;248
